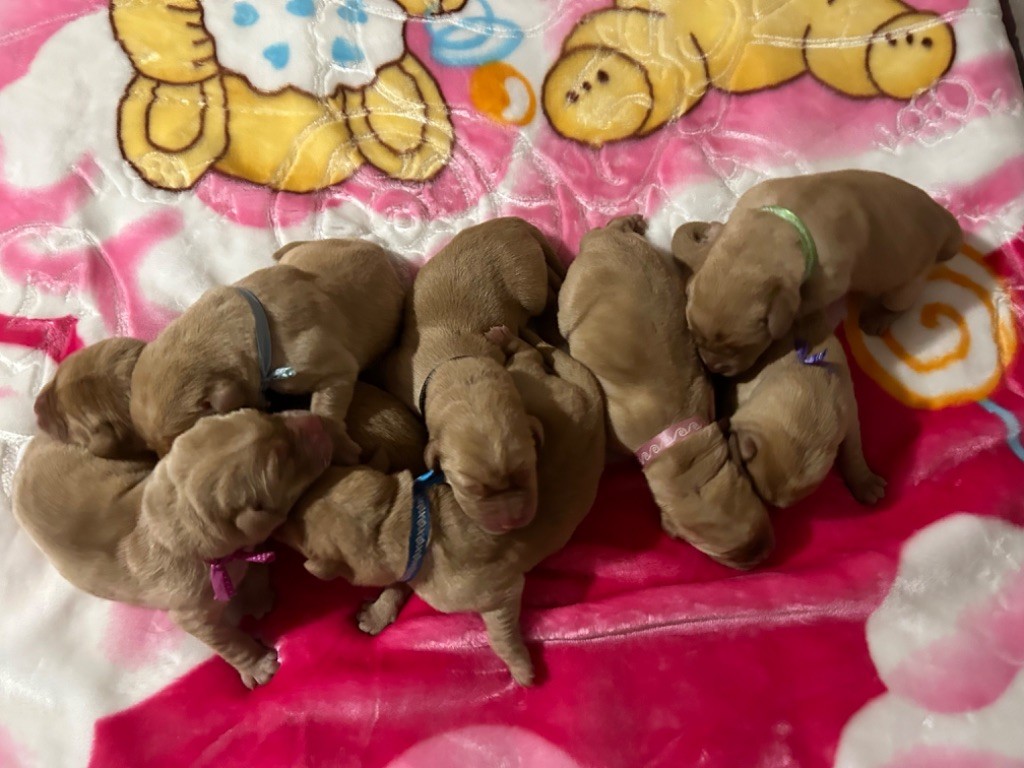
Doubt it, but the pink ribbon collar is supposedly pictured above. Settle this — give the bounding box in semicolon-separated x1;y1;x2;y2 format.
635;417;708;467
208;549;275;602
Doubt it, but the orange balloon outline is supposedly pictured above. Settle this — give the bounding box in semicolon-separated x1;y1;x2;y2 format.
469;61;537;127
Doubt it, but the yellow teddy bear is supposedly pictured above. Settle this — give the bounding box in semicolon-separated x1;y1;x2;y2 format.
111;0;466;192
543;0;956;146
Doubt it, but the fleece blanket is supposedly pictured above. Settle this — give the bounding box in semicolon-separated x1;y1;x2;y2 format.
1;0;1024;765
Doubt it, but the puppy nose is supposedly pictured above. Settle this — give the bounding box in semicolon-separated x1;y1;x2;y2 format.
720;524;775;571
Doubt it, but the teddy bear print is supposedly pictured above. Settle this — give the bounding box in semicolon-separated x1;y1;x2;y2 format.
542;0;956;147
111;0;467;192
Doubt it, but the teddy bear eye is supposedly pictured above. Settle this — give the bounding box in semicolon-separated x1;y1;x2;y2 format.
597;69;609;84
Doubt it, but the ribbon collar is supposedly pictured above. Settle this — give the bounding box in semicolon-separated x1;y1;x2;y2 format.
760;206;818;283
400;469;446;583
417;357;471;416
636;417;709;468
208;549;275;602
236;288;296;390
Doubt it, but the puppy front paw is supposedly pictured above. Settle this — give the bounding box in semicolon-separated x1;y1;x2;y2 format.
608;214;647;235
357;598;399;636
507;657;535;687
237;647;280;689
847;470;887;505
484;324;515;347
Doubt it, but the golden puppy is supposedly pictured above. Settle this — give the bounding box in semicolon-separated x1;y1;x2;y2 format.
675;170;962;376
383;217;563;533
726;323;886;508
131;239;405;459
559;215;773;569
280;330;605;685
33;338;150;459
13;409;332;687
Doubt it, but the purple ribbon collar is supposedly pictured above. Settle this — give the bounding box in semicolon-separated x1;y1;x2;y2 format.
208;549;275;602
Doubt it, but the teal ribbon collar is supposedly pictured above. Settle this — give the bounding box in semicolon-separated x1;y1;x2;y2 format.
760;205;818;283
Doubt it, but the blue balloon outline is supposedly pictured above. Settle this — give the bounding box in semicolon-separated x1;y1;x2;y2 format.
427;0;524;67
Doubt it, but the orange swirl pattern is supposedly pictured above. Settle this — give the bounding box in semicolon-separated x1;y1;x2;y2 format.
845;247;1017;409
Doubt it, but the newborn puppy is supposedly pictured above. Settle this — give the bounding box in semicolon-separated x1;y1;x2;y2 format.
347;381;427;474
726;322;886;508
33;337;150;459
675;170;962;375
131;239;405;459
13;409;332;687
383;217;563;533
280;330;605;685
559;215;773;569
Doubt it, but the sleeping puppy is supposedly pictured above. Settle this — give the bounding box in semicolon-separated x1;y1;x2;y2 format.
13;409;332;688
347;381;428;474
280;329;605;685
382;217;563;533
675;170;962;376
559;215;773;569
33;337;150;460
725;320;886;508
131;239;405;460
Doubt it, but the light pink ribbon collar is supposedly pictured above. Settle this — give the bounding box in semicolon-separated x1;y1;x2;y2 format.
208;549;275;602
635;417;708;467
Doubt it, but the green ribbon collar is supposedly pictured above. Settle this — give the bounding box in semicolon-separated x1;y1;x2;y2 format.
760;205;818;283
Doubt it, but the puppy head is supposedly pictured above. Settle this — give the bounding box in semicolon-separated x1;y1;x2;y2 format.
143;409;333;559
543;45;653;146
424;359;541;534
685;217;802;376
645;432;774;570
34;338;149;459
131;339;257;456
730;418;840;509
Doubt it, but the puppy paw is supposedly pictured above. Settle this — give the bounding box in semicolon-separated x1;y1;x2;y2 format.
508;659;535;687
237;647;280;689
847;470;887;505
484;325;515;348
608;214;647;235
357;599;399;636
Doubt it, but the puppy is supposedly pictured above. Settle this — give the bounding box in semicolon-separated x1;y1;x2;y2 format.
347;381;428;474
725;321;886;508
13;409;332;687
559;215;773;569
280;330;605;685
131;239;405;459
33;337;150;459
383;217;563;533
675;170;962;375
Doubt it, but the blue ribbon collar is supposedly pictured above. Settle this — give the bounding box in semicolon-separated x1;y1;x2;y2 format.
235;288;296;389
400;469;446;583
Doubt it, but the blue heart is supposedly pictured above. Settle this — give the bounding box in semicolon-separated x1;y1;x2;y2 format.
262;43;291;70
331;36;365;65
337;0;368;24
232;1;259;26
286;0;315;16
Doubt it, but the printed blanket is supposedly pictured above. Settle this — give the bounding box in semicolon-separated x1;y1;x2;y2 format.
2;0;1024;765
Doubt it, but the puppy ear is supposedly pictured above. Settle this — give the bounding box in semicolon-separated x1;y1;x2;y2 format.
766;287;799;340
235;508;284;541
527;415;545;449
729;429;759;463
423;440;441;469
205;379;247;414
671;221;722;274
304;558;349;581
86;422;120;458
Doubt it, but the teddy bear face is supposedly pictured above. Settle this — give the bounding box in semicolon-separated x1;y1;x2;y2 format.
542;46;653;146
866;13;955;99
203;0;407;97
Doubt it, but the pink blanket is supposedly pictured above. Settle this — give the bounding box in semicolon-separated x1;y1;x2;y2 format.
2;0;1024;765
